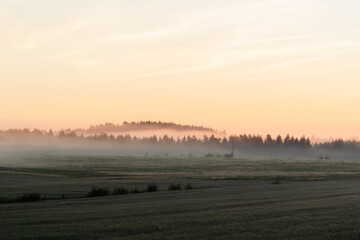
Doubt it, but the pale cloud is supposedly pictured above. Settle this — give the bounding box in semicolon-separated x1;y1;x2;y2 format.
137;40;357;77
256;57;337;71
138;60;224;78
189;0;299;22
1;15;102;50
224;41;360;57
214;34;325;50
105;20;193;43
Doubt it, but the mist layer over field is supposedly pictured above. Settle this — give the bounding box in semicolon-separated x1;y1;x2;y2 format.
0;136;359;169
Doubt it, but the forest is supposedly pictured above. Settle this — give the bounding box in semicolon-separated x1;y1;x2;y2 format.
1;127;358;151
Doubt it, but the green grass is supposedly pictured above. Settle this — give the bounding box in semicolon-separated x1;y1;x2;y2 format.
2;155;360;180
2;155;360;239
2;180;360;239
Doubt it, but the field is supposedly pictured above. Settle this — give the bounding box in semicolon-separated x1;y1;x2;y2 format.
1;155;360;239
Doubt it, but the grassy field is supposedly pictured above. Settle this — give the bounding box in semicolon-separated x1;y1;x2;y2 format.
1;155;360;239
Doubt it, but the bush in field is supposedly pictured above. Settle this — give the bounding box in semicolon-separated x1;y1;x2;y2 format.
272;176;281;184
0;197;11;204
113;187;129;195
14;193;42;202
147;183;158;192
168;184;182;191
130;188;141;194
87;186;109;197
185;183;193;190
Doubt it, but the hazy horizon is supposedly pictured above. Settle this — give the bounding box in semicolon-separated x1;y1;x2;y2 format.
0;121;358;141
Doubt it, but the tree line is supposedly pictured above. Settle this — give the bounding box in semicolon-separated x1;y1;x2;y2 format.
1;128;358;150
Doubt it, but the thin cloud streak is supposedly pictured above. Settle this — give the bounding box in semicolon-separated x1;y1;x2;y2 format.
138;61;224;78
106;21;193;42
257;57;337;71
225;41;360;56
190;0;299;21
1;10;104;50
104;0;299;44
138;40;357;77
215;35;328;50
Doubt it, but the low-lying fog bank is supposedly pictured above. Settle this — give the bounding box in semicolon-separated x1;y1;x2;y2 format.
0;137;359;165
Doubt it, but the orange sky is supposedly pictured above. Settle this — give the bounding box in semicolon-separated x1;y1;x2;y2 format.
1;0;360;139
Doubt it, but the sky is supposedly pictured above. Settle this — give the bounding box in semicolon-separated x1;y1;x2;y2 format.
1;0;360;139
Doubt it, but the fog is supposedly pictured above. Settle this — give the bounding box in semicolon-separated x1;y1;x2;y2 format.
0;135;359;169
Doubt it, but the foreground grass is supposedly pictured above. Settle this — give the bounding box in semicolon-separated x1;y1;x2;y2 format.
2;155;360;180
1;180;360;240
2;156;360;239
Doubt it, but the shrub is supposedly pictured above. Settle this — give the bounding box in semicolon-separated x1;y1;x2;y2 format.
272;176;281;184
87;186;109;197
130;188;141;194
14;193;42;202
185;183;193;190
168;183;182;191
0;197;11;204
147;183;158;192
113;187;129;195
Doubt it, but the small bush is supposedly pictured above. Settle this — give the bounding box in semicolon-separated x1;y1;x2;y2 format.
272;176;281;184
147;183;158;192
168;184;182;191
185;183;193;190
113;187;129;195
130;188;141;194
0;197;11;204
14;193;42;202
87;186;109;197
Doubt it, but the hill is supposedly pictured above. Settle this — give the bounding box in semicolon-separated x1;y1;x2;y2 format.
84;121;225;135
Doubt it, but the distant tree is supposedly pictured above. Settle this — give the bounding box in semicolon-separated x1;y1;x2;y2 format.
47;129;54;137
284;134;291;146
264;134;274;146
203;135;209;144
275;135;283;146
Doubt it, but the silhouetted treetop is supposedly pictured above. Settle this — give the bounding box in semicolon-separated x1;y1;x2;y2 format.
86;121;225;134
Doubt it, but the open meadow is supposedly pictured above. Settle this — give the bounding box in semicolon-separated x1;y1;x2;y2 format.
1;155;360;239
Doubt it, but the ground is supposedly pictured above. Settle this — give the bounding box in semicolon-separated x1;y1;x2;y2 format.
1;155;360;239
